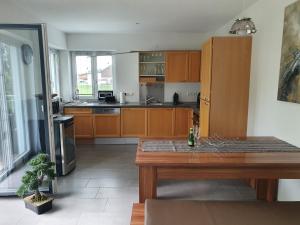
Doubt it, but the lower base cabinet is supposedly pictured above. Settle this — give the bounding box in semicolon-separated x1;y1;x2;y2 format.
174;108;194;137
64;108;94;138
65;107;194;139
74;114;94;138
121;108;147;137
147;108;175;138
94;114;121;137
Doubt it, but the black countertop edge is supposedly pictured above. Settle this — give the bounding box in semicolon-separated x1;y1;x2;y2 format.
63;102;199;109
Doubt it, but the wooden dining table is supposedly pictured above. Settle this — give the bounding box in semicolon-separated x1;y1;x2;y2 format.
135;137;300;203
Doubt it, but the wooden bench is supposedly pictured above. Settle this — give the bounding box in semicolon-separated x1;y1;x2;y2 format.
130;203;144;225
130;200;300;225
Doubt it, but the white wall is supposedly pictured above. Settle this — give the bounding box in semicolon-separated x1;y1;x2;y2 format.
212;0;300;201
67;32;208;52
0;0;67;49
59;51;73;101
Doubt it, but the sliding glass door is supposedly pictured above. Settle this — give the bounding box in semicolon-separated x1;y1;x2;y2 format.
0;24;54;195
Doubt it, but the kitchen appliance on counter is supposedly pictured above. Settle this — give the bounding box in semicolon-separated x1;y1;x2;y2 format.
98;91;113;101
52;98;60;115
173;92;179;105
119;92;126;104
54;115;76;176
98;91;116;103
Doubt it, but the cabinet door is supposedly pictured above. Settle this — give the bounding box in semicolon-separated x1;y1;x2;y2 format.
94;115;120;137
73;114;94;138
200;39;213;101
200;100;210;137
147;108;174;137
188;51;201;82
165;51;189;82
121;108;147;137
174;108;193;137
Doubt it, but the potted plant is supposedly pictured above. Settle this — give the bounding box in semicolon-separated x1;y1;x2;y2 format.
17;153;56;214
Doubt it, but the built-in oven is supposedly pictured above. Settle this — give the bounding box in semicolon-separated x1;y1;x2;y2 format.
54;115;76;176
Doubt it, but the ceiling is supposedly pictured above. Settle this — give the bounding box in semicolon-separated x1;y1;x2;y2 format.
10;0;259;34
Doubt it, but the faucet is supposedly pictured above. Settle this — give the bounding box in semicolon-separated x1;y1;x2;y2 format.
145;96;156;105
73;89;80;102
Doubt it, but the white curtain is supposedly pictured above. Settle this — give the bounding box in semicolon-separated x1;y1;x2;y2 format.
0;43;13;174
0;33;42;179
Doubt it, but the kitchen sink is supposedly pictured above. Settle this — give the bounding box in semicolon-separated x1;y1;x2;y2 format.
148;103;164;106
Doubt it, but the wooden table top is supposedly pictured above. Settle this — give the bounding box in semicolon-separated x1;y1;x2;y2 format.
136;137;300;167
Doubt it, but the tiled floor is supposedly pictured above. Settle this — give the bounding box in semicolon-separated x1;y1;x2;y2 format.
0;144;256;225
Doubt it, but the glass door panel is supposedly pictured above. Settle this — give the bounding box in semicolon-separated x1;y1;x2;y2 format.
0;24;53;195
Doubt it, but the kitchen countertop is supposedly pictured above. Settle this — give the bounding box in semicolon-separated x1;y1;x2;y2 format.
63;101;199;110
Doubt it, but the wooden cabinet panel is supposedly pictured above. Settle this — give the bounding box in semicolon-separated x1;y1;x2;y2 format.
209;37;252;137
200;39;213;101
174;108;193;137
188;51;201;82
64;108;92;114
165;51;189;82
94;115;120;137
73;114;94;138
200;100;210;138
121;108;147;137
147;108;175;137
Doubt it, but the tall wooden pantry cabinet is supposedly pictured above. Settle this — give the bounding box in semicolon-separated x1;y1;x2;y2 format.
199;36;252;137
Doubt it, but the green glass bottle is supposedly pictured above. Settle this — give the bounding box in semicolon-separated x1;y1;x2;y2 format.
188;128;195;147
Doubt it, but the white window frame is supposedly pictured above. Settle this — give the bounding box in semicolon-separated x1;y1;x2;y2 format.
71;51;113;99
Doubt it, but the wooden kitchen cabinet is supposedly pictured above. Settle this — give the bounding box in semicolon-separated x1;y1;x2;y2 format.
174;108;194;137
64;108;94;138
147;108;175;137
165;51;201;83
73;115;94;138
200;39;213;102
199;100;210;137
121;108;147;137
94;114;120;137
165;51;189;82
188;51;201;82
199;37;252;138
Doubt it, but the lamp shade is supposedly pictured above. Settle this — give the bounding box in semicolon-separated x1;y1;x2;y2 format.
229;18;257;35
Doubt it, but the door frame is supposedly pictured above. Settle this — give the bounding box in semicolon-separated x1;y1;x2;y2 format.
0;24;56;194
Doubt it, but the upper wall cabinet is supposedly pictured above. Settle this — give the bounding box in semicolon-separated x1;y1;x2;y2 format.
139;51;165;83
188;51;201;82
165;51;189;82
165;51;201;83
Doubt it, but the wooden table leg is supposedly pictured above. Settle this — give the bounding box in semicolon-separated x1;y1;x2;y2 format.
139;166;157;203
256;179;278;202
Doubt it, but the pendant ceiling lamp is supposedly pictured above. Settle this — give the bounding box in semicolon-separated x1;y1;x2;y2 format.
229;0;257;35
229;18;257;35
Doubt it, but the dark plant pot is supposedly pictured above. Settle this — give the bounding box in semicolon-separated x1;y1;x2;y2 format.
24;194;53;215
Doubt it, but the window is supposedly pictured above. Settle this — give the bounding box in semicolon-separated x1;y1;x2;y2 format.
72;52;113;98
49;49;60;95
